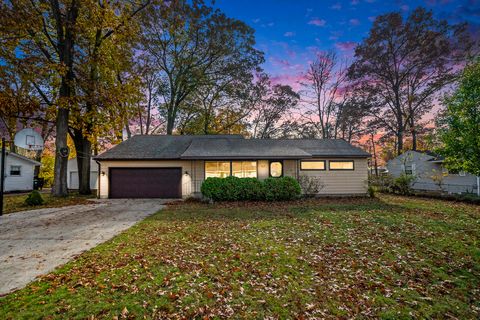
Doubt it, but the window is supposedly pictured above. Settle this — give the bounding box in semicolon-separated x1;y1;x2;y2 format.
404;164;413;175
300;160;325;170
10;165;21;176
329;161;354;170
205;161;230;178
270;161;283;177
232;161;257;178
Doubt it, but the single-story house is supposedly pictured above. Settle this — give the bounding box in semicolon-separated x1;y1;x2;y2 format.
0;152;41;192
94;135;370;199
386;150;479;194
67;158;98;190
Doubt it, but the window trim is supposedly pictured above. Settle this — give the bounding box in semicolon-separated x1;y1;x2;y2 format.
231;160;258;178
269;160;283;177
204;160;258;179
204;161;232;179
328;160;355;171
9;165;22;177
300;160;326;171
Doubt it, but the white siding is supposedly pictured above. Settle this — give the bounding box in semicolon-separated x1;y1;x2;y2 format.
386;151;477;194
67;158;99;190
1;155;37;192
298;158;368;195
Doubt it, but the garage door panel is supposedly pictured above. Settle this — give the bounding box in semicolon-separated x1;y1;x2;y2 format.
109;168;181;198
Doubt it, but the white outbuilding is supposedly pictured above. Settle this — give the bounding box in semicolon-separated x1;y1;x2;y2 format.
0;152;41;192
67;158;99;190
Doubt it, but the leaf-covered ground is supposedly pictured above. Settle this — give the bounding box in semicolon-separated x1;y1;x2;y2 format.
1;195;479;319
4;192;94;214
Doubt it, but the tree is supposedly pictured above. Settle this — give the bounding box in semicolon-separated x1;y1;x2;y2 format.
303;50;348;139
69;0;149;194
250;74;300;139
0;0;81;196
139;0;263;134
439;58;480;195
349;7;472;155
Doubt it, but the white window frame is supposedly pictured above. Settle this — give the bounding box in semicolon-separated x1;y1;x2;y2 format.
9;165;22;176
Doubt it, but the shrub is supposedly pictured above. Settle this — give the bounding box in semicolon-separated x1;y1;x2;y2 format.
369;174;395;193
24;190;44;206
367;185;375;198
263;177;302;201
201;176;301;201
392;174;416;195
298;176;325;197
201;176;265;201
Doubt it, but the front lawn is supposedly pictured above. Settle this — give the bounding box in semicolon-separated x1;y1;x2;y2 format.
1;195;479;319
3;192;95;214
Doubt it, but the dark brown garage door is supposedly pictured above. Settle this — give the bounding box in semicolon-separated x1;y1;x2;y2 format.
109;168;182;198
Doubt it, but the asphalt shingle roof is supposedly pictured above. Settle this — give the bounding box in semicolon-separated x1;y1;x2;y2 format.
181;138;311;159
95;135;370;160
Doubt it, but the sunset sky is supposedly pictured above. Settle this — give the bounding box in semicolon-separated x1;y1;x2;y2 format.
215;0;479;92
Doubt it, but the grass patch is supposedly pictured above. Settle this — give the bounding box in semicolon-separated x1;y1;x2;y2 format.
3;192;94;214
1;194;479;319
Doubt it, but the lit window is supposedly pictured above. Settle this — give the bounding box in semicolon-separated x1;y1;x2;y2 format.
270;161;283;177
10;165;21;176
329;161;354;170
205;161;230;178
232;161;257;178
300;160;325;170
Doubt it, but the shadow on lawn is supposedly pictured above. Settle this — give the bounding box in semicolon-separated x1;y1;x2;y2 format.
152;196;405;222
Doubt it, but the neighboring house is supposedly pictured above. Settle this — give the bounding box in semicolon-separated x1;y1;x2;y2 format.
67;158;99;190
0;152;41;192
386;150;478;194
94;135;370;199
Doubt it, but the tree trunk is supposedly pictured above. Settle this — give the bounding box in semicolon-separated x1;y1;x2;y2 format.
72;129;92;195
370;133;378;177
52;108;69;196
397;130;404;155
51;0;79;197
166;109;175;135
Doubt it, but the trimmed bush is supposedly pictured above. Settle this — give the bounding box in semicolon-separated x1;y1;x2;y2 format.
24;190;44;206
264;177;302;201
201;176;301;201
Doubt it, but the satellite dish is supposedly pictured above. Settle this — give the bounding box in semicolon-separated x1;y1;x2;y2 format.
14;128;44;151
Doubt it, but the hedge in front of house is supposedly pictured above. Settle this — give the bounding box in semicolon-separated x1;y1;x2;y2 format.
201;176;301;201
263;176;302;201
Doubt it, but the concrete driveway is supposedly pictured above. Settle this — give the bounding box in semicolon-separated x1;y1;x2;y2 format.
0;199;167;295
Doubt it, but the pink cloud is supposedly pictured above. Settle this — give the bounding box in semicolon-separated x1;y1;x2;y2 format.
401;4;409;11
368;16;376;22
270;73;308;91
349;18;360;26
270;57;291;68
350;0;359;5
284;31;295;37
308;18;326;27
335;41;357;51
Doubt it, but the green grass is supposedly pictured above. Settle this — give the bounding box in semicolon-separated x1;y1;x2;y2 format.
3;192;95;214
1;194;479;319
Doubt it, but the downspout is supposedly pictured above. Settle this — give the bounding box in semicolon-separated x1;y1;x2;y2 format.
95;160;101;199
477;176;480;197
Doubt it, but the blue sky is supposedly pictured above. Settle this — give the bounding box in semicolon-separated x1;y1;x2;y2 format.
214;0;480;89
